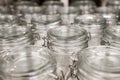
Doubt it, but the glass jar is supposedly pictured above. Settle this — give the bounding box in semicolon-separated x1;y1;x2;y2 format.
96;7;119;26
0;13;32;51
78;46;120;80
107;0;120;10
14;0;38;6
71;0;96;14
0;46;56;80
107;0;120;22
41;0;63;25
58;6;79;25
47;25;89;77
15;6;42;23
42;0;63;14
75;14;106;46
102;24;120;48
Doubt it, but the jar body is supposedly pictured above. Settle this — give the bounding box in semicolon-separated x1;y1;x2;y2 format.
75;14;105;46
1;46;56;80
78;46;120;80
0;14;32;51
96;7;119;26
47;25;89;77
71;0;96;14
58;6;79;25
102;25;120;48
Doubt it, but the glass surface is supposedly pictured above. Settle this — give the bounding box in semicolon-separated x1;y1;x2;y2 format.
78;46;120;80
58;6;79;25
75;14;105;46
47;25;89;78
71;0;96;14
96;7;119;26
1;46;55;80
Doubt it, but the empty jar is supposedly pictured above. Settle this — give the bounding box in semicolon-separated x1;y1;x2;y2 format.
47;25;89;77
58;6;79;25
96;7;119;26
78;46;120;80
71;0;96;14
102;24;120;48
0;46;56;80
0;13;31;51
107;0;120;22
75;14;105;46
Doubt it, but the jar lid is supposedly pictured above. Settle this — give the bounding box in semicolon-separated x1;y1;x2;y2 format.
1;46;55;77
80;46;120;73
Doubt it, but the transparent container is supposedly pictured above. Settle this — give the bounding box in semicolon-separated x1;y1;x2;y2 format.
78;46;120;80
71;0;96;14
96;7;119;26
107;0;120;10
41;0;63;25
75;14;105;46
0;14;32;51
107;0;120;22
102;24;120;48
0;46;56;80
47;25;89;77
58;6;79;25
42;0;63;14
14;0;38;6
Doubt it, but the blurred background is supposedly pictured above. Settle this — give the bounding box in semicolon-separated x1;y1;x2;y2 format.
0;0;107;6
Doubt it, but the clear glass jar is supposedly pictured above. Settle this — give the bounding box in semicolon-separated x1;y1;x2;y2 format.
58;6;79;25
96;7;119;26
107;0;120;10
15;6;42;23
14;0;38;6
102;24;120;48
0;13;32;51
78;46;120;80
47;25;89;77
41;0;63;25
0;46;56;80
107;0;120;22
42;0;63;14
75;14;106;46
71;0;96;14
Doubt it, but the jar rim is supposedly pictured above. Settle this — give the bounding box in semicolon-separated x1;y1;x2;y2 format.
47;25;88;42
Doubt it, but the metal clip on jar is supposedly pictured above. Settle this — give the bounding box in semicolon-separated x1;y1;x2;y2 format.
47;25;89;78
75;14;105;46
78;46;120;80
0;46;56;80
